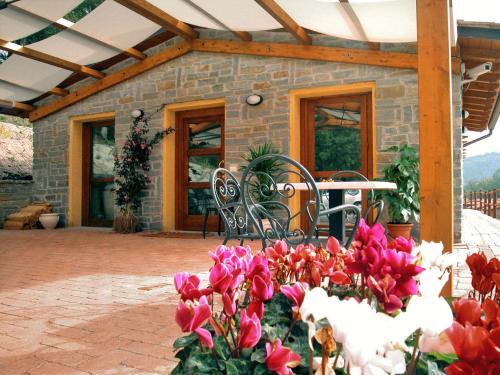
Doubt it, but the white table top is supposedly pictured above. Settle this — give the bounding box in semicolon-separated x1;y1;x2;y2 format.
276;181;397;191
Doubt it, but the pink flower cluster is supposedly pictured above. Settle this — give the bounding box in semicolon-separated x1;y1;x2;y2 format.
173;244;303;374
348;220;424;313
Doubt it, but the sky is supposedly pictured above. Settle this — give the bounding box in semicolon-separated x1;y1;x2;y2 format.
453;0;500;158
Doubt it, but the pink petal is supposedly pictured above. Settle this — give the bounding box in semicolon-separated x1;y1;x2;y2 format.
195;327;213;348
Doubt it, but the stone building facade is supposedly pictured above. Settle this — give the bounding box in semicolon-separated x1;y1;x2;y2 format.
31;32;463;240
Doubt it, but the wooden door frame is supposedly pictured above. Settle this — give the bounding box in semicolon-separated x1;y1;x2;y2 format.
175;106;225;231
81;120;115;227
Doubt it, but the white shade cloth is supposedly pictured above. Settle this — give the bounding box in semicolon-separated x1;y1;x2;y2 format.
0;80;42;101
71;0;160;50
0;0;82;41
0;55;72;99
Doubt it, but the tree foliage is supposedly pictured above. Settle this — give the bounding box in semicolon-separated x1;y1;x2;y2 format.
315;127;361;171
464;168;500;192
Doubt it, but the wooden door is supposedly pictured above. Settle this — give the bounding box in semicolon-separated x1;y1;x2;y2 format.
175;107;224;231
82;120;115;227
300;94;374;230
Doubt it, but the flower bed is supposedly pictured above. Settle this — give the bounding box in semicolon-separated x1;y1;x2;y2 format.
171;220;500;374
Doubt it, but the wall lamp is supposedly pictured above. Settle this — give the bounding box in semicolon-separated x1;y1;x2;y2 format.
245;94;263;106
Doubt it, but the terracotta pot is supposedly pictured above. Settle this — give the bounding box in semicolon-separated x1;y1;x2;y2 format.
39;213;59;230
387;222;413;240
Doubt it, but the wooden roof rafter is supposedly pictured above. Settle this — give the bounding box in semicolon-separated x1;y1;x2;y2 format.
0;39;105;79
9;4;146;61
255;0;311;45
182;0;251;42
0;99;34;111
113;0;199;40
338;0;380;51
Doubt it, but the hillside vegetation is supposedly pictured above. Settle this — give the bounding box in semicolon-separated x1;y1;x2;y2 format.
464;152;500;192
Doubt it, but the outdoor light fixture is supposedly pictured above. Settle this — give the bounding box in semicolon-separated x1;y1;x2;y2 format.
131;109;144;119
245;94;263;106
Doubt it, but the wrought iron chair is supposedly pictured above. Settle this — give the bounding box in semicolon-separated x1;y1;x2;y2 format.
210;168;261;246
240;154;322;249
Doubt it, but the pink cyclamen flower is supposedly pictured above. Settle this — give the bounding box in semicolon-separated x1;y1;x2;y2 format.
265;339;301;375
367;274;403;313
174;272;212;301
281;282;308;317
237;309;261;349
251;274;274;302
209;263;240;294
175;296;213;348
388;236;413;254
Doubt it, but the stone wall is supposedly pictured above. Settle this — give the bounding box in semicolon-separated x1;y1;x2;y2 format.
32;31;463;234
0;180;34;227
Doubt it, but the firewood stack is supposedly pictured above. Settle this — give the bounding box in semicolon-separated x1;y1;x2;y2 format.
3;202;53;230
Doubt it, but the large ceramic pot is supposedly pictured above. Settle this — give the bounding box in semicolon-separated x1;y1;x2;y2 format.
387;222;413;240
39;213;59;230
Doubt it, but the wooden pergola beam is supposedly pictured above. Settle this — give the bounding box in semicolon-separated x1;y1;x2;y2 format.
338;0;379;50
29;42;192;121
191;39;462;72
255;0;311;45
182;0;251;42
0;99;34;111
48;87;70;97
461;47;500;62
114;0;198;40
0;39;105;79
417;0;453;296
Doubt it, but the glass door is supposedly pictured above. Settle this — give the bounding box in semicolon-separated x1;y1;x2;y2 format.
176;107;224;231
300;94;373;231
82;121;115;227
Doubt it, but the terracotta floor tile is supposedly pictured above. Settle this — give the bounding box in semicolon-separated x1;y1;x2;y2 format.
0;229;236;374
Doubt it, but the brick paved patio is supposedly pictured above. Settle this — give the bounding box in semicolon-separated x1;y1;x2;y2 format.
1;214;498;374
0;229;246;375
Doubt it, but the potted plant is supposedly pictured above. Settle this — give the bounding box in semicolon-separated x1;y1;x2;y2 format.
376;144;420;239
239;142;282;231
113;110;173;233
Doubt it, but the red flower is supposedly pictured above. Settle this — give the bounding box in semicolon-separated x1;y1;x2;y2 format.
237;310;261;349
265;339;301;375
175;296;213;348
466;252;497;297
209;263;242;294
452;298;482;326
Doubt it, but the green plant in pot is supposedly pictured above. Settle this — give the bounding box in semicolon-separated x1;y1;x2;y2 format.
376;144;420;239
240;142;283;230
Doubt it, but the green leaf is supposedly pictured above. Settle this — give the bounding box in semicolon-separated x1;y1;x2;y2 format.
173;333;197;349
226;360;239;375
253;364;271;375
185;351;219;373
251;348;267;364
427;361;446;375
427;352;458;364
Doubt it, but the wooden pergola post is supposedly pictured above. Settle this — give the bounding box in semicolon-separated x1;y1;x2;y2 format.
417;0;454;295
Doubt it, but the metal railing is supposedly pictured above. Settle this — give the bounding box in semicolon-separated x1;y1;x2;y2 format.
464;189;499;219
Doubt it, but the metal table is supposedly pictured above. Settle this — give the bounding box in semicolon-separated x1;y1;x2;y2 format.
277;181;397;241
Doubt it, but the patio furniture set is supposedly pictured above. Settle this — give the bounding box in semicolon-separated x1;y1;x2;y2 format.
207;154;396;249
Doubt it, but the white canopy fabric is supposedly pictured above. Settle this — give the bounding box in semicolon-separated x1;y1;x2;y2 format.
0;0;83;42
0;0;451;104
